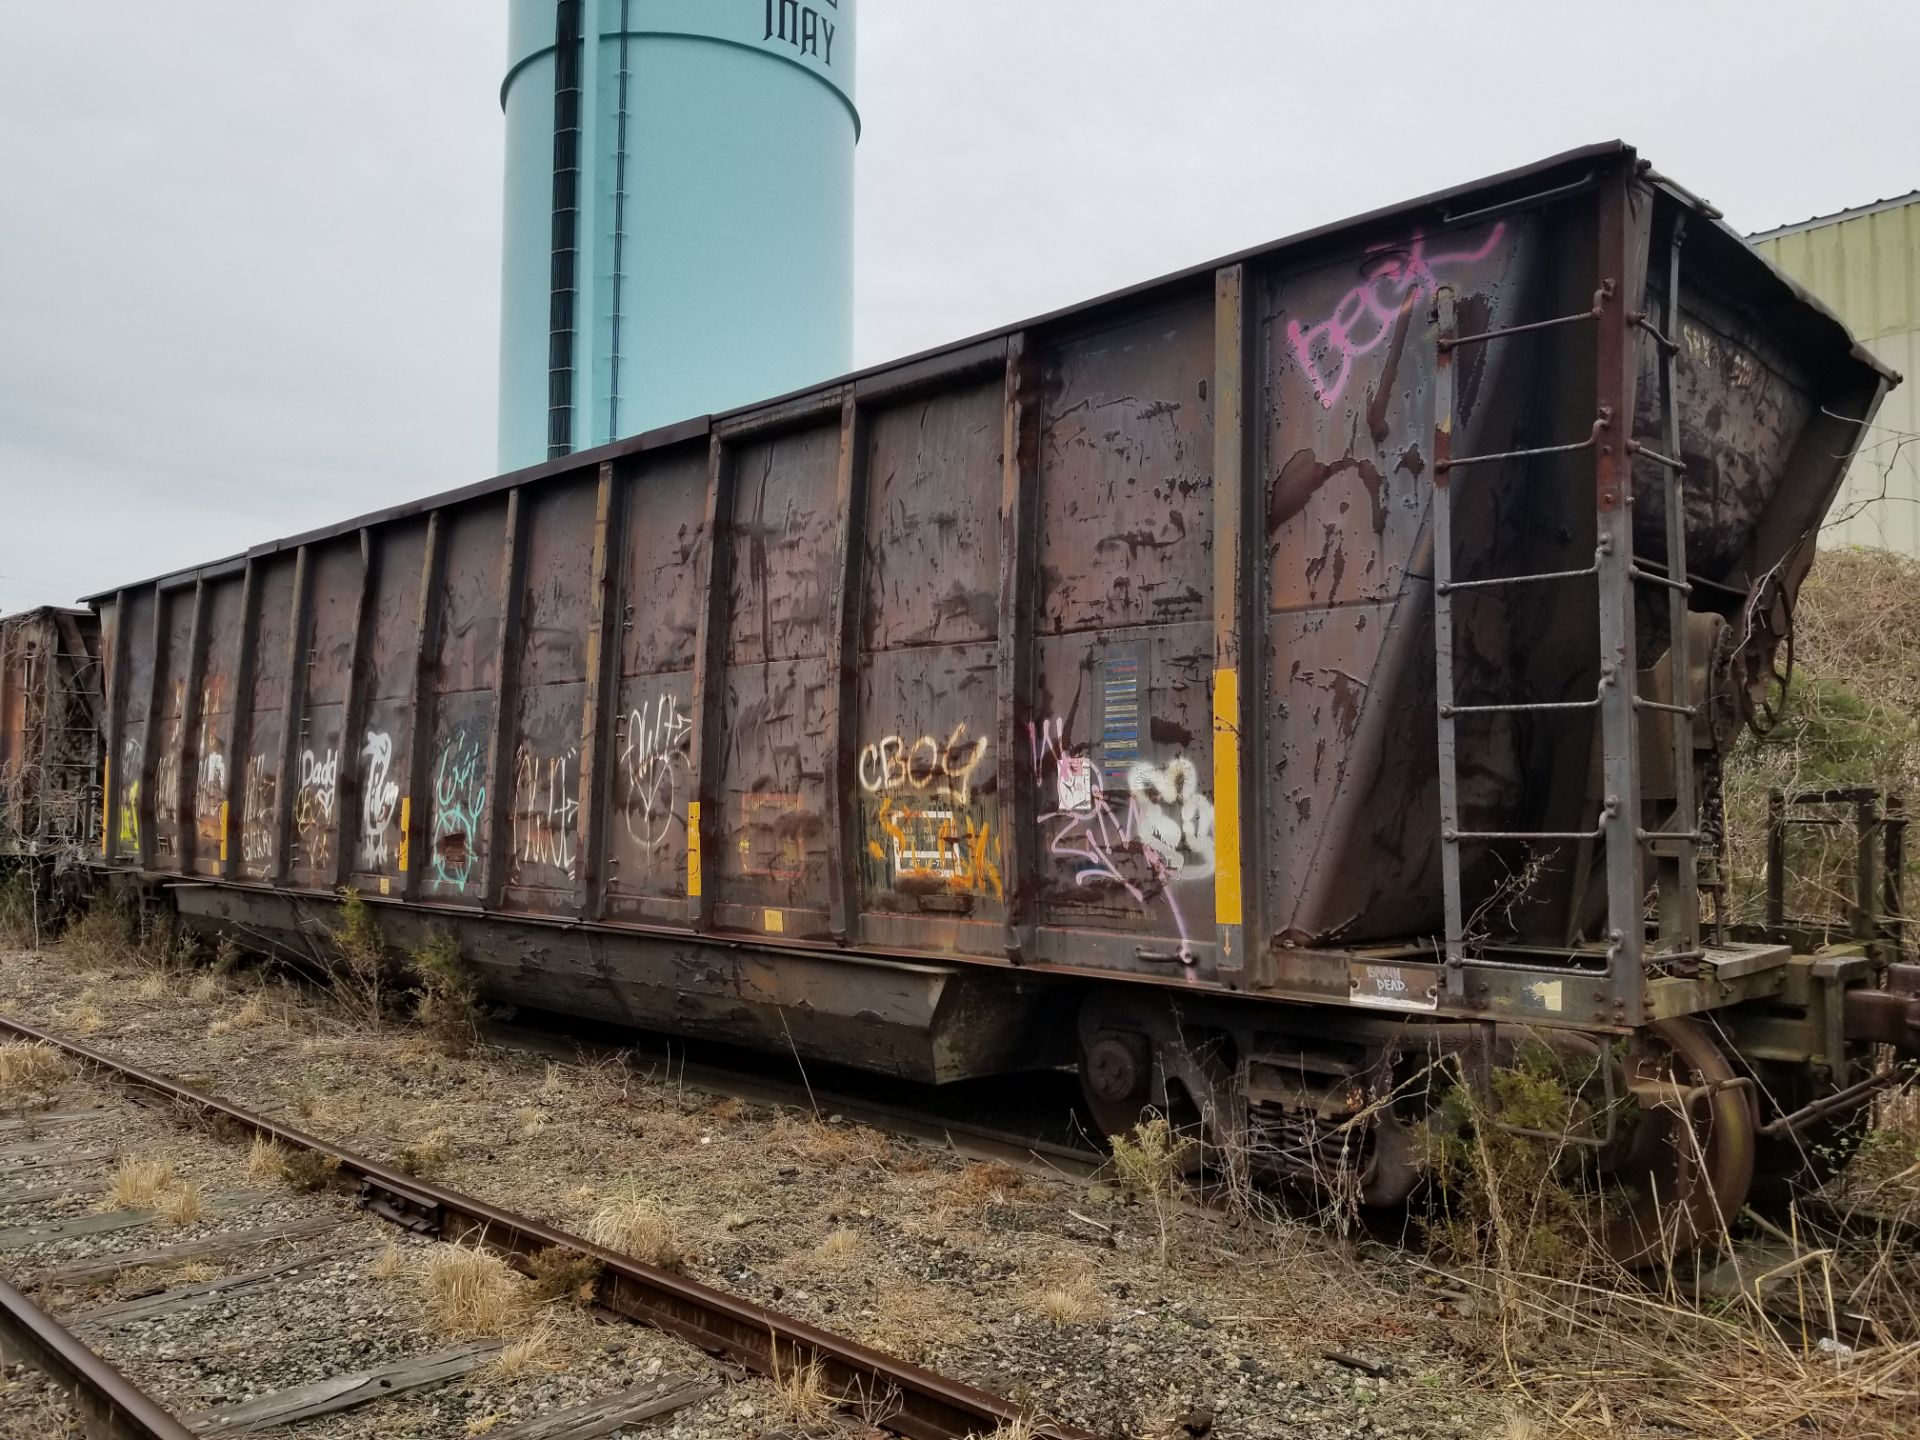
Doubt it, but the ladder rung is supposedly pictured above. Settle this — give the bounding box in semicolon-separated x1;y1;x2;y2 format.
1632;696;1696;717
1438;560;1598;595
1444;697;1600;718
1641;829;1702;844
1626;438;1685;471
1629;566;1691;595
1440;302;1603;351
1438;413;1609;473
1446;825;1605;844
1631;312;1680;355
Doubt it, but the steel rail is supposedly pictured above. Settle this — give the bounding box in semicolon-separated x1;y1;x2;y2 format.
0;1270;193;1440
0;1015;1091;1440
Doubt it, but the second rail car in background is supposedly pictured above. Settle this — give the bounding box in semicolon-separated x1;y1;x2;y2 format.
65;142;1920;1261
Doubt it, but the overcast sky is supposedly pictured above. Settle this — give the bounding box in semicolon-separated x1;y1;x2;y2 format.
2;1;1915;614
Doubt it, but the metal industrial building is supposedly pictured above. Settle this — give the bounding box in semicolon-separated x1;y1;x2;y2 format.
1752;191;1920;557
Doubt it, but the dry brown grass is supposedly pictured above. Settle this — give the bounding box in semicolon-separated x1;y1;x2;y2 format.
103;1155;175;1211
584;1185;680;1268
63;991;105;1035
367;1241;411;1281
767;1346;836;1435
480;1325;555;1382
0;1040;70;1109
159;1178;208;1226
772;1112;893;1168
816;1226;861;1260
422;1243;519;1338
244;1136;292;1182
947;1160;1024;1207
208;992;272;1036
1030;1275;1102;1328
865;1281;973;1362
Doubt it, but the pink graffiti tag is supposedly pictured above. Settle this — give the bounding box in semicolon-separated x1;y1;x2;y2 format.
1286;223;1508;411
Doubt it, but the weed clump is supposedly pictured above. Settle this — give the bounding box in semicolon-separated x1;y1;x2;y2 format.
584;1182;681;1269
411;929;482;1056
1108;1113;1191;1266
524;1245;602;1306
0;1041;70;1111
395;1129;455;1178
422;1242;519;1337
281;1149;341;1194
104;1155;176;1211
0;868;38;949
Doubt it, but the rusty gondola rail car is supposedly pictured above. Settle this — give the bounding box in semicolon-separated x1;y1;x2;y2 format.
0;607;103;866
80;142;1920;1257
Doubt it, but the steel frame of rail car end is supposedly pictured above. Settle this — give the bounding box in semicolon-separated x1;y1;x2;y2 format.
0;1269;194;1440
0;1015;1096;1440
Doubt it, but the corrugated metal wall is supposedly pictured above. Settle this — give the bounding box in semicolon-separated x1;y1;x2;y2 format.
1753;193;1920;557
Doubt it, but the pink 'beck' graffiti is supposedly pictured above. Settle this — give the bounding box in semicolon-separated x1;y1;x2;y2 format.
1287;223;1507;411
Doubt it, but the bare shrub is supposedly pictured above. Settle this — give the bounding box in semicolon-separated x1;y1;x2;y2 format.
410;928;482;1056
525;1246;602;1305
395;1129;455;1178
0;868;38;949
1108;1113;1191;1266
328;889;402;1025
245;1136;292;1182
281;1149;340;1194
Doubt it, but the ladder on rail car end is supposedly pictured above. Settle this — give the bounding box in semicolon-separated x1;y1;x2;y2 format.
1430;217;1699;1005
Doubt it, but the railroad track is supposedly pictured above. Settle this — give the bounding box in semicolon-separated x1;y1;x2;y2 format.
0;1014;1094;1440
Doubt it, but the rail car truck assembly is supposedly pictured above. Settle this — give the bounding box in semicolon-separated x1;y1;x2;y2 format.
41;143;1920;1261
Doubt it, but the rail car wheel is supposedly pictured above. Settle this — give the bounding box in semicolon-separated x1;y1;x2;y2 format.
1596;1017;1755;1267
1076;1025;1212;1178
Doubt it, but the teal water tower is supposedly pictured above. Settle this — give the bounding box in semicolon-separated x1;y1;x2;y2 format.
498;0;858;470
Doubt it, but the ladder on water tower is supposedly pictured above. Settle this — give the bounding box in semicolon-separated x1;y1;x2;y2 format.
1429;218;1699;1003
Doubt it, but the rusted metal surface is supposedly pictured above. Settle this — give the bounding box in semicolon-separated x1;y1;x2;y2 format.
85;143;1891;1038
0;1015;1092;1440
0;1267;193;1440
0;608;102;862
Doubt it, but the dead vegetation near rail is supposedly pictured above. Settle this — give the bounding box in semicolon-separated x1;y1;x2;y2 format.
1721;546;1920;922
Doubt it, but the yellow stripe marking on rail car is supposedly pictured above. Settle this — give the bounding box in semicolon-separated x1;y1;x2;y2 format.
398;797;410;872
218;802;229;864
1212;668;1244;928
687;802;703;898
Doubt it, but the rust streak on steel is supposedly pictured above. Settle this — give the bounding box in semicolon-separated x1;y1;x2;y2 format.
0;1016;1092;1440
0;1269;194;1440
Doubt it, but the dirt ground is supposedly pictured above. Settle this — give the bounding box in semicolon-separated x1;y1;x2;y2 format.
0;938;1505;1440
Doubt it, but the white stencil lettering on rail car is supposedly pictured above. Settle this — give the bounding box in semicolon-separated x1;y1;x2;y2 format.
618;695;692;851
358;729;401;870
